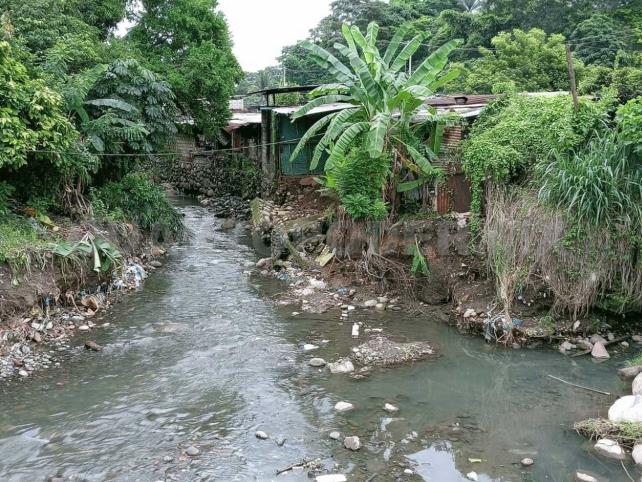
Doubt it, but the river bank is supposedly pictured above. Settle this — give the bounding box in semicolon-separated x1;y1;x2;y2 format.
0;200;636;481
245;182;642;361
0;216;171;381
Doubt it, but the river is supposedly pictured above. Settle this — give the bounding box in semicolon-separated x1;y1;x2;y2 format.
0;203;634;481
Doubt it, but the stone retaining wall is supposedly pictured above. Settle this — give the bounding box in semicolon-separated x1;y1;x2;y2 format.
162;152;262;200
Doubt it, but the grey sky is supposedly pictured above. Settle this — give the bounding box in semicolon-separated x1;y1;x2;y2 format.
217;0;332;72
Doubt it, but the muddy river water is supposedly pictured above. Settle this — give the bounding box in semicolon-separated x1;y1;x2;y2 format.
0;203;636;481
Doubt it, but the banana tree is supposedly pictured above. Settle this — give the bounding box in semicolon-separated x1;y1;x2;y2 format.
289;22;462;199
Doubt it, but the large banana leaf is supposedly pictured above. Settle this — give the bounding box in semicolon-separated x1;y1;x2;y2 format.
391;34;425;72
302;41;354;83
383;24;410;67
289;112;337;164
407;39;462;87
367;112;391;158
427;69;461;91
291;94;353;120
327;122;369;166
310;108;359;169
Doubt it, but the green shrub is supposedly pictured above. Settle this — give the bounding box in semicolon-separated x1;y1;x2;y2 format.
0;216;49;271
91;173;184;240
331;146;390;221
616;97;642;155
462;94;608;217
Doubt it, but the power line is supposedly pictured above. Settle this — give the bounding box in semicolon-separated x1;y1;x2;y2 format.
25;135;324;158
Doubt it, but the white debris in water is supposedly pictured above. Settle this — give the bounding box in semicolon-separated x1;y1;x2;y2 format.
466;472;478;481
351;323;359;337
303;344;319;352
384;403;399;413
316;475;347;482
334;401;354;412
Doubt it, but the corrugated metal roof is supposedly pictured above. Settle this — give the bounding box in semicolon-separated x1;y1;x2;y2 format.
272;103;356;116
224;112;262;133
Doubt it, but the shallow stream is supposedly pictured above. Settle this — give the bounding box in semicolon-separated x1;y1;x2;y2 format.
0;203;636;481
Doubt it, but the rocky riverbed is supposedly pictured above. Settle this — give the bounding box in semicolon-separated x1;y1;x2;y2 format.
0;201;639;482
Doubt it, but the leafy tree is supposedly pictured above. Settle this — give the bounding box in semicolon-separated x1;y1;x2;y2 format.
571;14;626;66
0;41;97;209
290;22;461;219
128;0;242;134
279;42;335;86
464;29;581;93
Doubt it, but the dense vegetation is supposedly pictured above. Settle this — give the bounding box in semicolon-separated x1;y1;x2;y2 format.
0;0;238;271
244;0;641;101
285;2;641;320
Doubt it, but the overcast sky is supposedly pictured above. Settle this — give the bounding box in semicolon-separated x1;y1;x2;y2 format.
217;0;332;72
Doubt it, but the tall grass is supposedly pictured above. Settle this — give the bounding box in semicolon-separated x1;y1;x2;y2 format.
537;130;642;230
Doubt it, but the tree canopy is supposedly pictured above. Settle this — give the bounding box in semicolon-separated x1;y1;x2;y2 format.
128;0;242;134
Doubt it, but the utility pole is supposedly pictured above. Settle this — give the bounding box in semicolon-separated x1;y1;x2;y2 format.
565;44;579;112
282;66;286;87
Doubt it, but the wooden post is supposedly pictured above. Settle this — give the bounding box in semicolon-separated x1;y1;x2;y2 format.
565;44;579;112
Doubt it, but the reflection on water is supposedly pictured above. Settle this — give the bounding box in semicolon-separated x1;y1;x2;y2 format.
0;203;635;481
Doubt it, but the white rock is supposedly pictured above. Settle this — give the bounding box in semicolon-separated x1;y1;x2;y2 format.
375;303;386;311
594;438;626;460
309;278;327;290
633;335;642;343
328;359;354;374
521;457;534;467
591;342;610;359
573;320;581;331
309;358;326;367
560;341;576;352
575;472;598;482
255;431;269;440
403;469;413;475
303;344;319;352
78;325;90;331
466;472;478;481
343;436;361;451
316;475;347;482
347;305;356;311
329;431;341;440
363;299;378;308
621;341;629;347
609;395;642;422
334;401;354;412
633;373;642;395
383;403;399;413
351;323;359;337
632;443;642;466
18;369;28;377
463;309;477;319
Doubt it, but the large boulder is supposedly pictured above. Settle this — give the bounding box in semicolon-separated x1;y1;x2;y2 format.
609;395;642;423
591;342;609;359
